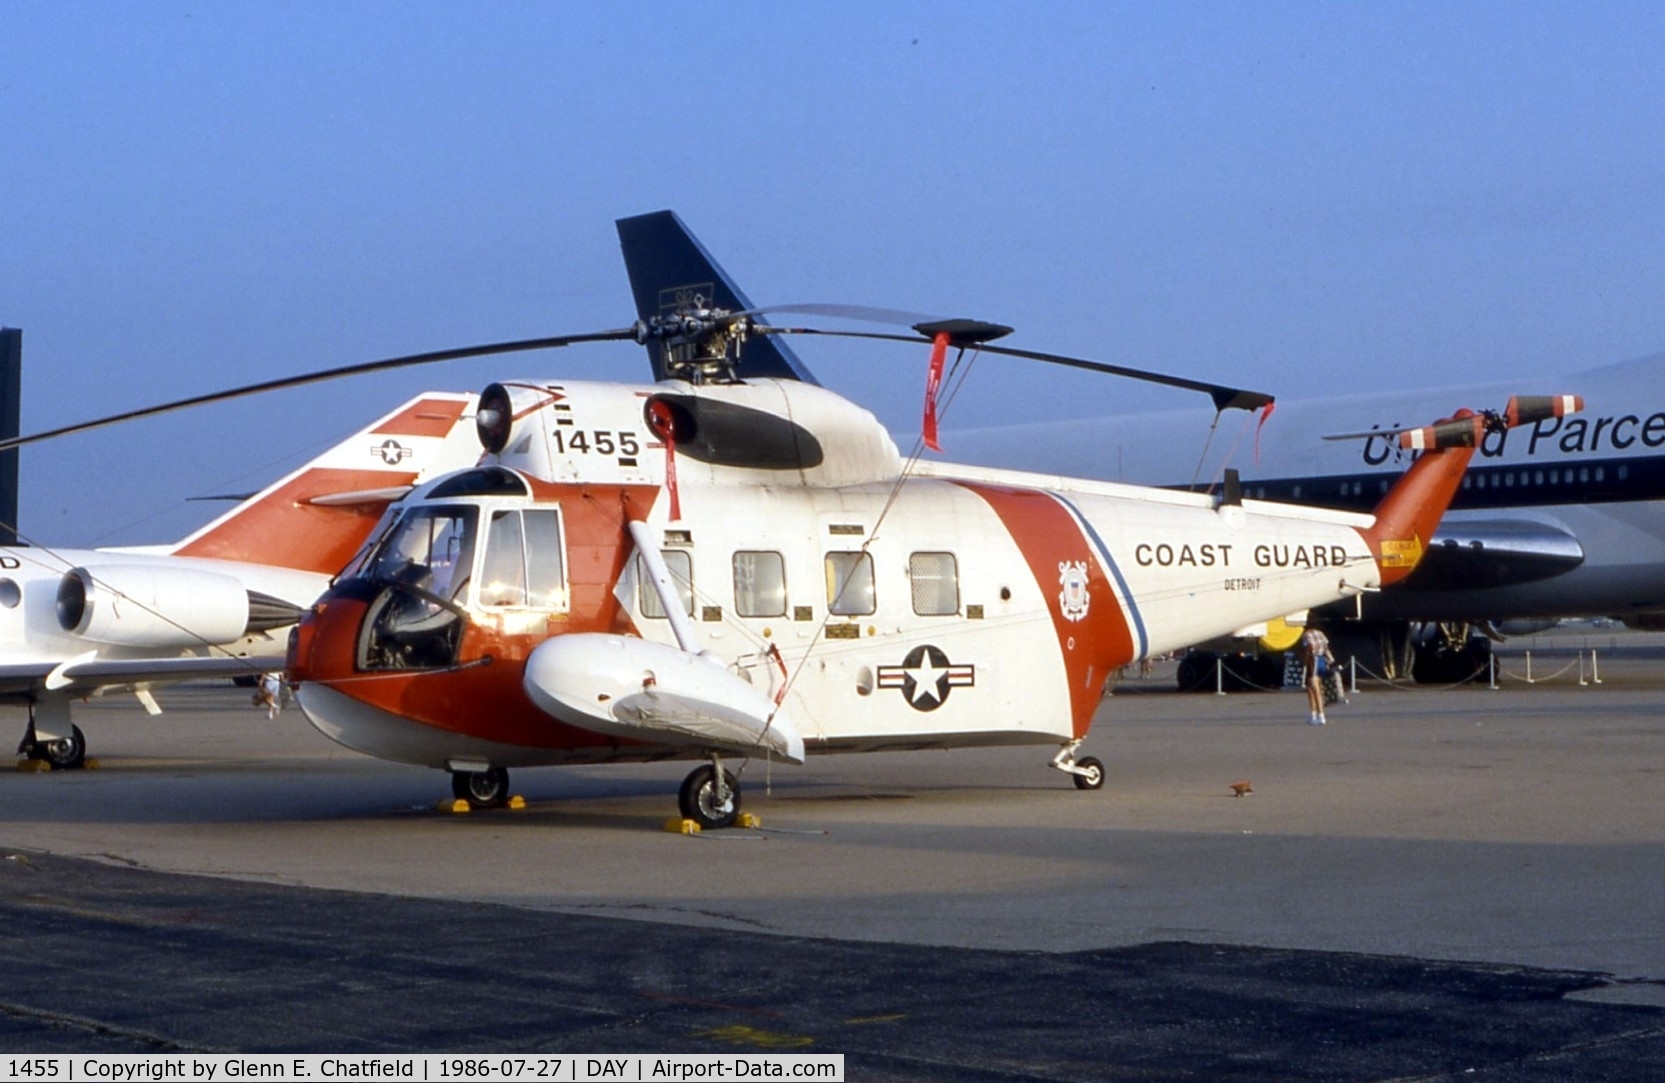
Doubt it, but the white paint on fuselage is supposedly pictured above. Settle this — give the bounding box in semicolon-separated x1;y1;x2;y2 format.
940;352;1665;621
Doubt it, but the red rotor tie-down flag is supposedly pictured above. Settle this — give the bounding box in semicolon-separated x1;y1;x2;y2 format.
1254;400;1276;464
646;399;682;521
922;331;950;452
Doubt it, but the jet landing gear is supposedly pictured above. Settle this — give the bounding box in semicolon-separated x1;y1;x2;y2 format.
450;766;510;809
1050;740;1104;791
679;755;742;830
18;703;87;771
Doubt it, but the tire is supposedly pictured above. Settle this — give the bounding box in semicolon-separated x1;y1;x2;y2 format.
33;725;87;770
451;766;510;809
678;764;741;829
1072;756;1105;791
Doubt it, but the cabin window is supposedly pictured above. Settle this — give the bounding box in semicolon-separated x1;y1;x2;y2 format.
909;552;959;616
638;550;694;619
733;551;787;618
479;508;566;609
825;551;876;616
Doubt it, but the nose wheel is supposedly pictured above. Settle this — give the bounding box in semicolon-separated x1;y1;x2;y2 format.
678;758;741;829
451;766;510;809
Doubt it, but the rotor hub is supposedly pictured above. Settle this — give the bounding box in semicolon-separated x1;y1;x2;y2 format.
635;308;752;384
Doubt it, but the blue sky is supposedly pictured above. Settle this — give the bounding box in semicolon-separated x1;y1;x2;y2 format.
7;2;1665;545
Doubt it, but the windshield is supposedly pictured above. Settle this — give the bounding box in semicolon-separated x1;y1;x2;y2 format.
361;505;478;603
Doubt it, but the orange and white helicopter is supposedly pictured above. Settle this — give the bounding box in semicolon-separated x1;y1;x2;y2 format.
244;309;1579;827
1;241;1578;826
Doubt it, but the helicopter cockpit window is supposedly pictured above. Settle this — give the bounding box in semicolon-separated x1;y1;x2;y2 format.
480;508;567;609
364;506;477;600
339;505;402;582
355;505;477;672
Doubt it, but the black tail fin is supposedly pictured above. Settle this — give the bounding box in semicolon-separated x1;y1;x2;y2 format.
615;210;820;385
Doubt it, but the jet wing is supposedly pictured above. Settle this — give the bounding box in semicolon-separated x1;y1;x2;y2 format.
0;655;268;700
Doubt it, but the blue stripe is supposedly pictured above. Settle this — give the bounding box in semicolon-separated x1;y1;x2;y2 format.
1050;492;1148;659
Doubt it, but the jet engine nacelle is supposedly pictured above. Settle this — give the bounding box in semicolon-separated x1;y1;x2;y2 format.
57;564;251;649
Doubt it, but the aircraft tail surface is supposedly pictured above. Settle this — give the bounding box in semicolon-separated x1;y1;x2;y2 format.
1363;398;1582;586
167;393;480;574
615;210;819;385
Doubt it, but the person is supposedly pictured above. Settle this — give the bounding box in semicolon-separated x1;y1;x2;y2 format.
256;672;284;720
1298;626;1334;725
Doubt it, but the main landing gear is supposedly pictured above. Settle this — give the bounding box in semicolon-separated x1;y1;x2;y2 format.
17;708;87;771
1050;740;1104;791
444;758;747;829
450;766;511;809
679;754;741;830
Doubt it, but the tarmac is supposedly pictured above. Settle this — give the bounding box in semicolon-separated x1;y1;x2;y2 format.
1;637;1662;1078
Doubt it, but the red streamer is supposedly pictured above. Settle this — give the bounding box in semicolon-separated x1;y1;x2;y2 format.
1254;400;1276;464
922;331;949;452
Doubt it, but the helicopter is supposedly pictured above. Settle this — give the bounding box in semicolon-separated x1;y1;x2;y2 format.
266;307;1574;827
2;228;1577;828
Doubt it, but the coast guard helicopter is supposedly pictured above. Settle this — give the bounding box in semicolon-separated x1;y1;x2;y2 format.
1;226;1575;827
269;311;1574;827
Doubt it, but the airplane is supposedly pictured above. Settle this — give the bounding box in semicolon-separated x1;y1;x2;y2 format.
1;391;483;768
939;356;1665;683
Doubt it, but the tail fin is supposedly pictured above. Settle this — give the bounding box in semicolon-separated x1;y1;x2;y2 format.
1362;397;1582;586
615;210;820;385
167;393;481;574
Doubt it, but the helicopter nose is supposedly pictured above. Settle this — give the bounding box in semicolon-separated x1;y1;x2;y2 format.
287;590;371;685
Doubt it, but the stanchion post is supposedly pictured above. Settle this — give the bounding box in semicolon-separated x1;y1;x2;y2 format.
1489;652;1499;690
1526;649;1534;684
1579;649;1588;687
1215;655;1225;696
1349;655;1358;697
1592;648;1602;685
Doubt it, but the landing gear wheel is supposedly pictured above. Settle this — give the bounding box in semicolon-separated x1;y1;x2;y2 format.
30;725;87;770
678;764;741;830
451;766;510;809
1072;756;1105;791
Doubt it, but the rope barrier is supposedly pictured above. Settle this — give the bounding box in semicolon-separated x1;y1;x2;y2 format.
1201;647;1611;693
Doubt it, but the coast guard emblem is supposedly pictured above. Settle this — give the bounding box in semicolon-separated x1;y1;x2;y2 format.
1058;560;1090;622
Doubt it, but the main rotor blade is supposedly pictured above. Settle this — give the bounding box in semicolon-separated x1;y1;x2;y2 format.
758;326;1273;413
0;329;636;453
